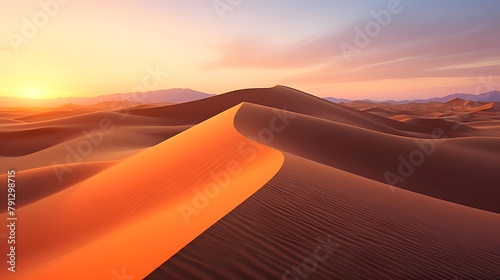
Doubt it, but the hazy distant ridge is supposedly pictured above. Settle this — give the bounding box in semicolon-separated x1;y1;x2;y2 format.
326;90;500;104
0;88;213;107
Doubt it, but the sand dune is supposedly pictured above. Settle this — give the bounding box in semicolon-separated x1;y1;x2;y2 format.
346;99;500;121
0;104;283;280
1;109;188;170
234;103;500;212
2;85;439;170
127;85;438;137
0;161;116;212
1;86;499;279
467;120;500;132
16;109;90;122
1;127;179;170
147;154;500;279
445;97;470;106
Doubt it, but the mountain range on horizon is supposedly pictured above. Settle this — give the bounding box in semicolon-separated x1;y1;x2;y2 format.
326;90;500;104
1;86;500;108
0;88;214;108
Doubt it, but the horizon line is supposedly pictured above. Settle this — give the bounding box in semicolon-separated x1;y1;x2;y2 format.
1;85;499;102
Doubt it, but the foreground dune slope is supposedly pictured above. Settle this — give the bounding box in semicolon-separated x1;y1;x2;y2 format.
147;153;500;279
0;104;284;280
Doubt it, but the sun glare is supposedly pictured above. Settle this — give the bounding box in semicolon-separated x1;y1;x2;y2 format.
23;88;43;99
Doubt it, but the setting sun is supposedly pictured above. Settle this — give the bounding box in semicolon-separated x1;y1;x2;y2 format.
22;88;43;99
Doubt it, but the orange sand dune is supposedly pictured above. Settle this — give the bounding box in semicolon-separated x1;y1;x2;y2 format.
147;154;500;279
15;109;90;122
0;107;48;119
346;99;500;121
445;97;470;106
0;104;283;280
130;102;173;109
0;118;25;125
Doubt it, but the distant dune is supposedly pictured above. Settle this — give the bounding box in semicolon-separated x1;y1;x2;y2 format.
1;86;499;279
233;103;500;213
325;90;500;104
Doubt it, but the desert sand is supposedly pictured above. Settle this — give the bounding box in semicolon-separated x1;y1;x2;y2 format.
0;86;499;279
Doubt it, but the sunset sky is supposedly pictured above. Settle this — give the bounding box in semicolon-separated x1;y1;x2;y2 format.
1;0;499;100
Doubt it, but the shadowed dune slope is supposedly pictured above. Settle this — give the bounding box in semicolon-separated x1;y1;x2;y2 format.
0;161;116;212
0;124;189;171
147;154;500;279
0;110;171;159
234;103;500;213
16;110;88;122
0;126;91;157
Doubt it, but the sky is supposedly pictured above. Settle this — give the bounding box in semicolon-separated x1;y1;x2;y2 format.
1;0;499;100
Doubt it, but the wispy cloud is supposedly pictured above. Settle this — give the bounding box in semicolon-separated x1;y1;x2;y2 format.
208;0;500;85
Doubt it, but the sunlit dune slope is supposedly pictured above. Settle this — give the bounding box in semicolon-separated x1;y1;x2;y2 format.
0;104;283;280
